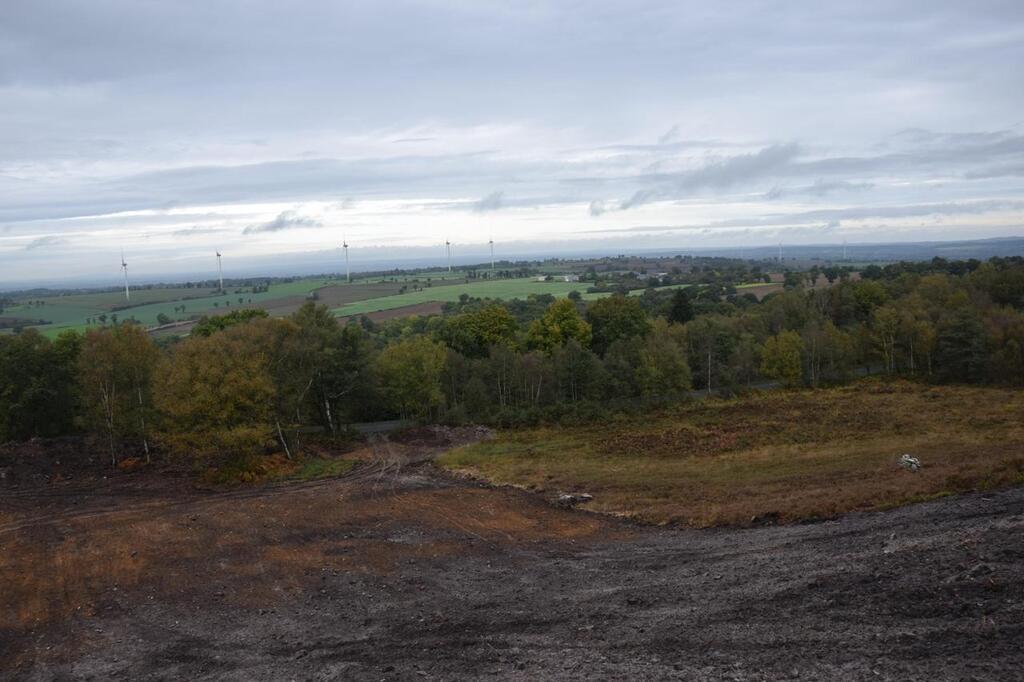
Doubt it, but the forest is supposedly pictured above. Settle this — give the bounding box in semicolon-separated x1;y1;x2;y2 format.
1;256;1022;469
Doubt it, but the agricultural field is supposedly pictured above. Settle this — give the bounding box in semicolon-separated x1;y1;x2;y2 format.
440;381;1024;526
6;265;733;338
0;271;473;337
331;278;600;316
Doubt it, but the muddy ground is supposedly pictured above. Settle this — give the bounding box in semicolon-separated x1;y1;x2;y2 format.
1;434;1022;680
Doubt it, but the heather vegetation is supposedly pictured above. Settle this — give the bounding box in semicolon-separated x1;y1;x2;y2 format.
0;256;1022;473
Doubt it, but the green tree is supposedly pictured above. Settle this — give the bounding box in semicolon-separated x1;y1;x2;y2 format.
551;339;606;402
526;298;593;352
935;310;988;382
438;304;518;358
667;288;694;325
192;308;269;336
760;330;805;387
0;330;81;441
79;325;160;464
290;303;378;432
155;323;276;462
635;320;691;397
377;336;447;420
586;295;650;355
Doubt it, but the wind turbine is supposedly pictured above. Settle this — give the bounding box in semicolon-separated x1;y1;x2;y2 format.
342;238;350;283
489;234;495;271
120;250;130;301
216;250;224;292
445;240;452;273
778;242;783;262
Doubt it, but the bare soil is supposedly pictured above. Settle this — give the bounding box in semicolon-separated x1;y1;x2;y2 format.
338;301;445;323
2;434;1022;680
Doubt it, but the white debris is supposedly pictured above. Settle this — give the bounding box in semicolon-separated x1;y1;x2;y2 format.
898;454;921;472
557;493;593;507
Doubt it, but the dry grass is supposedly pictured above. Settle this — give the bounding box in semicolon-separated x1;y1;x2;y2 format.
438;381;1024;526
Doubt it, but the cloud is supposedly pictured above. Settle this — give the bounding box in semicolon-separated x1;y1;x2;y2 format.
657;125;680;145
474;190;504;212
677;143;801;191
709;199;1024;229
588;200;607;216
23;235;68;251
766;179;874;199
620;190;656;210
242;210;322;235
965;163;1024;179
615;143;802;210
170;226;233;237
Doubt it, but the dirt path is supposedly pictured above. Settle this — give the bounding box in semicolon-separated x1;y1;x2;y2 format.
2;453;1022;680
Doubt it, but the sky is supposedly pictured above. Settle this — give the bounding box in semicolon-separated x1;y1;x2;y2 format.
1;0;1024;286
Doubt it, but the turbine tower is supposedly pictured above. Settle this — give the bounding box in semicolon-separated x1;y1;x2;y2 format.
489;236;495;271
343;238;350;283
216;250;224;292
121;250;130;302
778;242;783;262
445;240;452;272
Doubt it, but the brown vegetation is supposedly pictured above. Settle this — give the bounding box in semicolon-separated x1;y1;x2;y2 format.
440;381;1024;526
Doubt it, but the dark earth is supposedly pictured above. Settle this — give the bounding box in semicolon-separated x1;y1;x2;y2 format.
2;433;1022;680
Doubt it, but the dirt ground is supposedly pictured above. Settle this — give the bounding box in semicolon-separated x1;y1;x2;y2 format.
338;301;446;324
2;434;1022;680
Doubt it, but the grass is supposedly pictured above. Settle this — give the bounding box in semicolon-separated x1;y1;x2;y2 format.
13;278;333;337
283;457;357;481
331;279;700;316
438;381;1024;527
332;279;596;316
201;452;357;485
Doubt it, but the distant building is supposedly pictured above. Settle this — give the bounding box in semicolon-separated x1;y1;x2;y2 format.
562;274;580;282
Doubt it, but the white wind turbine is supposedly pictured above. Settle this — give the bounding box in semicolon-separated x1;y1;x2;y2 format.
489;233;495;272
120;250;131;301
445;239;452;273
216;250;224;292
343;238;350;283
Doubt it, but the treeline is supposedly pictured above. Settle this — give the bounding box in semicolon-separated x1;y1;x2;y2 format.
1;257;1022;467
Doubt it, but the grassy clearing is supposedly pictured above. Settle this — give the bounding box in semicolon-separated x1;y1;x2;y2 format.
438;381;1024;526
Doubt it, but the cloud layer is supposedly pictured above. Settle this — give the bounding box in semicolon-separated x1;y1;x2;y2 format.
1;1;1023;284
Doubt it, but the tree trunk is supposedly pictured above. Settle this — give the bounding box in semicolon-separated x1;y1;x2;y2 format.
707;347;712;396
276;419;292;460
134;376;150;464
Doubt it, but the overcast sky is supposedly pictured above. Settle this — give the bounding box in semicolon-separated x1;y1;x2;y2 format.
2;0;1024;285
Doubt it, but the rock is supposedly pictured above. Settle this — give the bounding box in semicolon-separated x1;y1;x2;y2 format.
750;511;780;526
556;492;593;508
898;454;921;472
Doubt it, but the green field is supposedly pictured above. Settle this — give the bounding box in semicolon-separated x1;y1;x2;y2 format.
332;279;598;316
5;269;698;337
4;279;332;336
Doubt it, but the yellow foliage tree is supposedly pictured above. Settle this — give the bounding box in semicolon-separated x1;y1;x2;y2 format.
154;323;277;462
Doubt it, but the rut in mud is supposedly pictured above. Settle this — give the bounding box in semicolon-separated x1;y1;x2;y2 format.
1;436;1022;680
